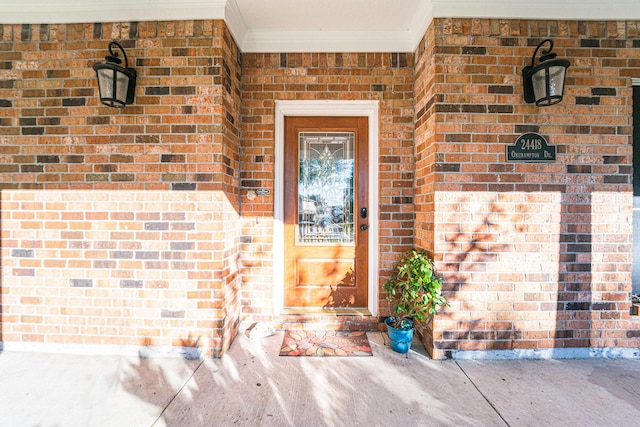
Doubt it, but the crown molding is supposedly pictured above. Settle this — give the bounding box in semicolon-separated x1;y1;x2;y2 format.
408;0;435;51
223;0;248;49
241;29;416;53
0;0;226;25
431;0;640;21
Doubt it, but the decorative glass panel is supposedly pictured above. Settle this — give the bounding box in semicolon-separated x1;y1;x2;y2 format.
298;132;354;245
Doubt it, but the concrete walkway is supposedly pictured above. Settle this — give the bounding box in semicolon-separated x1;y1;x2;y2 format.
1;332;639;426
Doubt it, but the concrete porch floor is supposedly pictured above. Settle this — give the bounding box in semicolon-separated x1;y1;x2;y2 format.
1;332;639;426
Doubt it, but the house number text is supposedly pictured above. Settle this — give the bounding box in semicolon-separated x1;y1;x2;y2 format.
506;132;556;163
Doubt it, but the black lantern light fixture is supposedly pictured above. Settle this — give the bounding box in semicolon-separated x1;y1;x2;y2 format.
93;41;136;108
522;39;570;107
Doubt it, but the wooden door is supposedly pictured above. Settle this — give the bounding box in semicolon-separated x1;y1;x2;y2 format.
284;116;369;309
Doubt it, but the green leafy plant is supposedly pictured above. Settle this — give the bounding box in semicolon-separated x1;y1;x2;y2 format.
383;249;448;330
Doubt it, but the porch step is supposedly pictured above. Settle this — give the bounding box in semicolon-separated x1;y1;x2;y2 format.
276;309;381;332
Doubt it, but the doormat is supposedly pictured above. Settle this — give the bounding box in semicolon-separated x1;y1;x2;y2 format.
279;330;373;357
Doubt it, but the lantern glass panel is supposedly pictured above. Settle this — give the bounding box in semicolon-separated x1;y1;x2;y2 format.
97;69;114;98
96;68;130;107
531;65;567;106
548;65;567;96
114;72;130;105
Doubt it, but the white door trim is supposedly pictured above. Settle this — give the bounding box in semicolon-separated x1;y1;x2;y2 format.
274;100;380;316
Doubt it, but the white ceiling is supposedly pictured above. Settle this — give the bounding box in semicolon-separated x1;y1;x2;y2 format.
230;0;430;52
235;0;423;31
2;0;640;52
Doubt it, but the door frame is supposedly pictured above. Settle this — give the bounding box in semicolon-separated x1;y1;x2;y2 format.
274;100;379;316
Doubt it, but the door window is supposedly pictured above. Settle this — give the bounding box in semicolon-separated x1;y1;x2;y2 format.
297;132;355;245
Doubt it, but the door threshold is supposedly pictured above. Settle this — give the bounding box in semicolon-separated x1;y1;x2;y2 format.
282;307;373;316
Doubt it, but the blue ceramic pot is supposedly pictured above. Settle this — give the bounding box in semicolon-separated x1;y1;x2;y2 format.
385;317;413;353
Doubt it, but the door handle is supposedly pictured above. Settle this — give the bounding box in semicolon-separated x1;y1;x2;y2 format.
360;207;367;219
360;224;368;231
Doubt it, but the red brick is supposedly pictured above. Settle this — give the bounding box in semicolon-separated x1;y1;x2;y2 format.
2;17;638;359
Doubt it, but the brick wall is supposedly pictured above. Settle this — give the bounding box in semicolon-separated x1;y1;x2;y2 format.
2;15;640;360
240;53;415;326
0;20;242;357
415;18;640;358
414;23;438;254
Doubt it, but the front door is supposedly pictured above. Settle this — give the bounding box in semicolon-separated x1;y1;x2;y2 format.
284;116;369;309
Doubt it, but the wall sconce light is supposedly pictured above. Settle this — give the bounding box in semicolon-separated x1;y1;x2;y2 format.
522;39;570;107
92;41;136;108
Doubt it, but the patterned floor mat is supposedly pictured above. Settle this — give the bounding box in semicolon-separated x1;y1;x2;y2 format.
279;330;373;357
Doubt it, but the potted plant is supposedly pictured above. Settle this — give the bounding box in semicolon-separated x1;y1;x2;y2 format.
383;248;448;354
